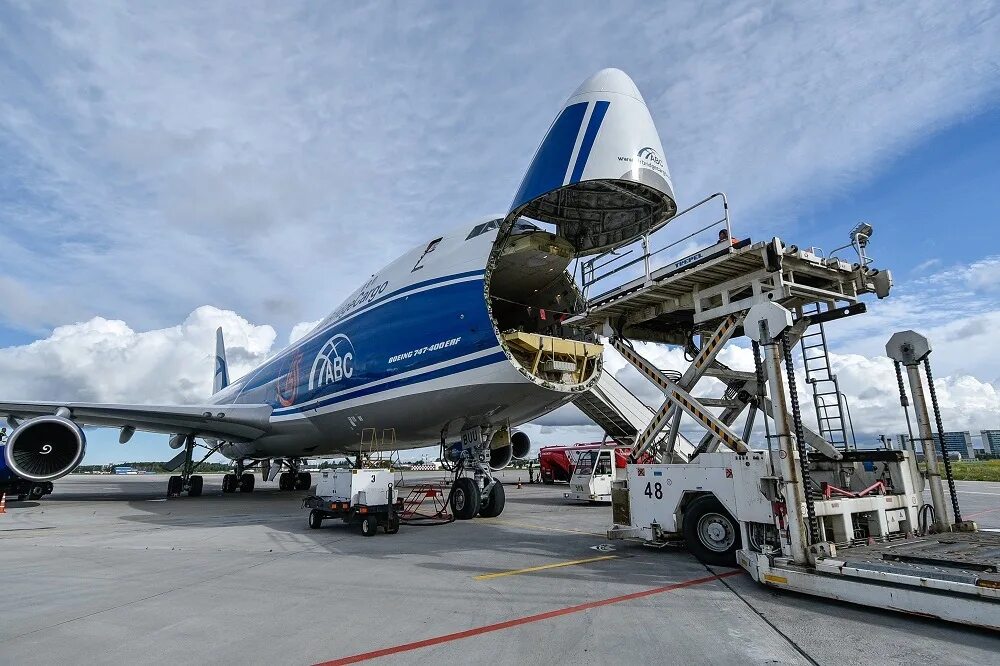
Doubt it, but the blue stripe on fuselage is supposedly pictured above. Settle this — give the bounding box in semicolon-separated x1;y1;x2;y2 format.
230;276;501;413
274;351;509;416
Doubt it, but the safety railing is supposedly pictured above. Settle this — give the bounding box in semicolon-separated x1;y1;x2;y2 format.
579;192;732;302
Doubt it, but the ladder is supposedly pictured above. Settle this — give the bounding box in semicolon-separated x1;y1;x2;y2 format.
798;303;850;451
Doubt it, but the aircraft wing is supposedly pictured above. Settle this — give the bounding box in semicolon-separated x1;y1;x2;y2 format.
0;401;272;442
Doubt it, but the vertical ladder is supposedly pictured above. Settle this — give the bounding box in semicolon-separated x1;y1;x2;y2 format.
798;303;850;451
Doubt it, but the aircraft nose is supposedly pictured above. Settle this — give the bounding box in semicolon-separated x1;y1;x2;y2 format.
570;68;645;103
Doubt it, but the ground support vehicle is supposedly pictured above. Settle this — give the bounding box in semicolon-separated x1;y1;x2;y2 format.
303;468;402;536
563;445;630;502
567;200;997;629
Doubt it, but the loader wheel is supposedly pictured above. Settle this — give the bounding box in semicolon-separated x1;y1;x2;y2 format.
360;515;379;536
384;516;400;534
683;495;741;567
478;481;506;518
450;477;480;520
308;510;323;529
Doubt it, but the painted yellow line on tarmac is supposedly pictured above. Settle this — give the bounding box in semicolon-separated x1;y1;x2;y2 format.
474;555;617;580
477;518;605;538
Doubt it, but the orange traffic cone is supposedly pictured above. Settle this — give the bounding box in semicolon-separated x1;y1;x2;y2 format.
0;493;6;514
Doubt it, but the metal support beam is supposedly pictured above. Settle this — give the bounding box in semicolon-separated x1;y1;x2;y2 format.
616;315;742;460
906;364;949;530
612;329;749;457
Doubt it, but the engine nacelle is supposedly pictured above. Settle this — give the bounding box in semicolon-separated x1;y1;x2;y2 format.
485;429;531;471
511;431;531;460
2;416;86;482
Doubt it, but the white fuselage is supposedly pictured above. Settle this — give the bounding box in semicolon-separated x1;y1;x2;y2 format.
214;218;592;460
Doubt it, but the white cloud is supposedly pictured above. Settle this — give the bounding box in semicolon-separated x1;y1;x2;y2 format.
912;258;941;274
0;2;997;338
0;306;276;404
289;319;322;345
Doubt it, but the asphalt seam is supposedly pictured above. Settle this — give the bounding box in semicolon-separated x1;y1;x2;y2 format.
706;563;819;666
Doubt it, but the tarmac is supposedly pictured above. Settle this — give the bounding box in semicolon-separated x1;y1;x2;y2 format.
1;472;998;665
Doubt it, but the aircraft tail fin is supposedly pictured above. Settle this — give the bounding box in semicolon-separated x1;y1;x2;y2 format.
213;327;229;393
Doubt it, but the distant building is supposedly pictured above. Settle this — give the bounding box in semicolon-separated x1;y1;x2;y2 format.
898;431;975;460
981;430;1000;457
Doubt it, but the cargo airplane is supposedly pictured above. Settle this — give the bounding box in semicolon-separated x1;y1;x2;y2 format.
0;69;677;519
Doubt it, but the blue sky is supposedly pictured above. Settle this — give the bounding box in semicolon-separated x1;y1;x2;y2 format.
0;1;998;463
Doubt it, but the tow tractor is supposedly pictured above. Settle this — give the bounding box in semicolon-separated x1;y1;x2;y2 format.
561;194;998;629
303;467;402;536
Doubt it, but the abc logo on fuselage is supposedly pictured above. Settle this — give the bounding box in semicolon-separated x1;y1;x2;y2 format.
309;334;355;391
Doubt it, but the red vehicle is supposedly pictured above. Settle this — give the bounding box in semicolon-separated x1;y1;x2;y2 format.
539;442;630;484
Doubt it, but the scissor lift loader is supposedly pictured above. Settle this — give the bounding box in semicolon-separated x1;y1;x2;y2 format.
568;195;999;630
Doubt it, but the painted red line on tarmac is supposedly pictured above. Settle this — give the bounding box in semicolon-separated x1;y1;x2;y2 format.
965;506;1000;519
314;570;742;665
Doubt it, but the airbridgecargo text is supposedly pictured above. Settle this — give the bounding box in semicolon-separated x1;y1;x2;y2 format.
330;274;390;321
388;337;462;364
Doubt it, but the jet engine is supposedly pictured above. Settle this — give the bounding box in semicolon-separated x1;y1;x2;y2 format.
511;431;531;460
2;415;87;482
488;429;532;471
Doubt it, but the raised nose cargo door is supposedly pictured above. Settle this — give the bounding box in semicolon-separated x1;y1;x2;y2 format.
506;68;677;256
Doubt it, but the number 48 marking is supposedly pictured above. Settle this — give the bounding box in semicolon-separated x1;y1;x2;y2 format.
644;482;663;500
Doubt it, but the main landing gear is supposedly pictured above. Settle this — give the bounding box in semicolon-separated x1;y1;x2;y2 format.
278;471;312;491
268;458;311;491
166;435;218;498
445;432;507;520
222;459;256;494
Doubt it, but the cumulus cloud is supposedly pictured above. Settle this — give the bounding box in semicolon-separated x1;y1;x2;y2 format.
0;306;276;404
289;319;322;345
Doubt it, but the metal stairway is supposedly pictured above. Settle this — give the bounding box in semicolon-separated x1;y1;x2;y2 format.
798;303;850;450
573;370;696;459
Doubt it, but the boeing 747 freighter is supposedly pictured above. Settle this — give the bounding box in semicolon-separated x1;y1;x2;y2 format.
0;69;677;519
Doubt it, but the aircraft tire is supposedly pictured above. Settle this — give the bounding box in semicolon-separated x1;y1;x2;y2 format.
222;474;237;493
167;475;183;497
188;475;204;497
308;510;323;529
28;485;45;500
17;493;28;501
240;473;255;493
450;477;480;520
478;481;506;518
682;495;741;567
360;514;379;536
278;472;293;491
295;472;311;491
